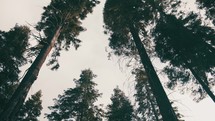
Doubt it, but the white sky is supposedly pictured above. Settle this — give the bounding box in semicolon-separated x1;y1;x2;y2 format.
0;0;214;121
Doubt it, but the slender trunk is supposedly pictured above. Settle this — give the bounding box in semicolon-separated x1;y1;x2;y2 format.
188;64;215;102
182;55;215;102
0;26;62;121
129;24;178;121
166;13;215;102
174;43;215;102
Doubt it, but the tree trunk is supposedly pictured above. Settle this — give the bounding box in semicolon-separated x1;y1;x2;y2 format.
182;55;215;102
0;26;62;121
129;24;178;121
9;97;24;121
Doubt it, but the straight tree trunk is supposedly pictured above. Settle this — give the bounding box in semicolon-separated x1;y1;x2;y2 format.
172;42;215;103
0;26;62;121
129;24;178;121
181;54;215;102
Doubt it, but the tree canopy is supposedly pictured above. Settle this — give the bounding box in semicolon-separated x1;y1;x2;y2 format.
36;0;100;70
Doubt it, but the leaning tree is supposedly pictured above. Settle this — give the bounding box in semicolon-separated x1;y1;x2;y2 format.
0;0;100;120
151;1;215;102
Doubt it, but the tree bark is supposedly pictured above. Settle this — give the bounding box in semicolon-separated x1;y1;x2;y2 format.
0;26;62;121
129;24;178;121
9;97;24;121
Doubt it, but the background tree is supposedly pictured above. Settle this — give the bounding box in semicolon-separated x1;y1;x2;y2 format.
105;0;215;102
0;0;100;120
106;87;133;121
0;25;30;113
133;67;184;121
46;69;104;121
103;0;178;120
15;90;42;121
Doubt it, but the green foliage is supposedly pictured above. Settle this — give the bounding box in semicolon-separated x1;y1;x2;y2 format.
0;25;31;113
15;90;43;121
106;87;134;121
36;0;100;70
46;69;104;121
196;0;215;24
103;0;156;31
0;25;30;83
103;0;157;58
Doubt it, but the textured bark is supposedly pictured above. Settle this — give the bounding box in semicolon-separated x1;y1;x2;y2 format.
0;26;62;121
129;24;178;121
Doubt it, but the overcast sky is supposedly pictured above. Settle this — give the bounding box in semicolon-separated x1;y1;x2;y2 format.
0;0;215;121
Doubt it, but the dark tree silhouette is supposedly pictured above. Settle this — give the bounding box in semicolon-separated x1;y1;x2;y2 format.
15;90;42;121
106;87;133;121
0;25;30;114
46;69;104;121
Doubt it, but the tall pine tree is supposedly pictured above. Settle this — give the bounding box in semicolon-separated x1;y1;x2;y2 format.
103;0;178;120
106;87;133;121
133;68;161;121
46;69;104;121
0;0;100;120
151;1;215;102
